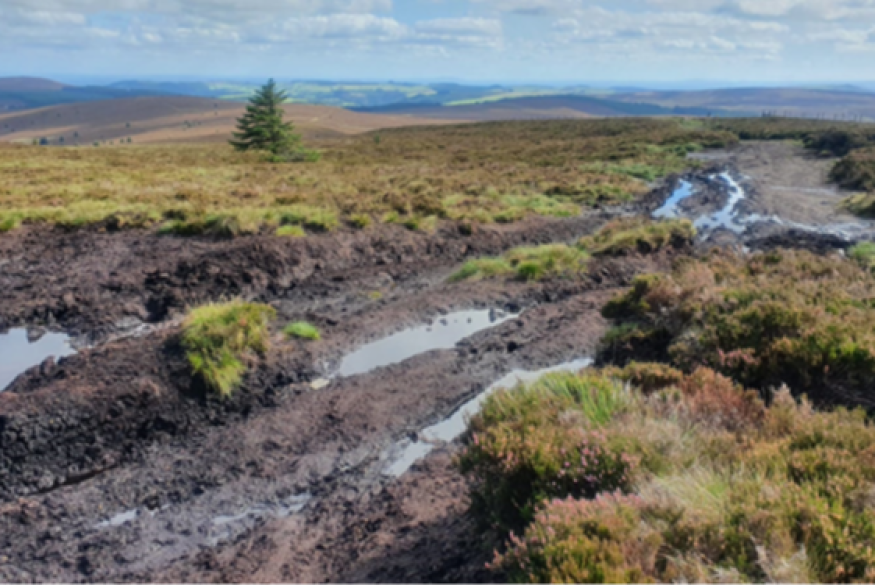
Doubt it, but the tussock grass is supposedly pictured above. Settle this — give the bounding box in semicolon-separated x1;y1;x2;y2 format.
580;217;695;256
181;300;276;398
284;321;321;341
450;244;590;282
0;119;732;234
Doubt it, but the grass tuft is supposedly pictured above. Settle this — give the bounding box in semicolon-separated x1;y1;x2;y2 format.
580;217;696;256
181;300;276;398
284;321;321;341
451;244;589;283
276;225;306;237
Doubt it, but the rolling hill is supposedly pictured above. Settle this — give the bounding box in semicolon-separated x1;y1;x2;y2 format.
354;94;750;120
0;95;462;146
611;88;875;119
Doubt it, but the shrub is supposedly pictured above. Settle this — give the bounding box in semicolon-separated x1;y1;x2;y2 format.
469;368;875;583
459;372;636;533
599;250;875;406
495;493;660;584
830;149;875;193
580;218;695;256
181;301;276;398
284;321;321;341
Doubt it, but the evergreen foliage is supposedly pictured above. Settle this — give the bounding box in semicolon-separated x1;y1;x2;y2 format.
230;79;301;155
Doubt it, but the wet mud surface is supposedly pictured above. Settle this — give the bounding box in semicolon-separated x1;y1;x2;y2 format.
0;205;677;583
647;141;874;251
0;215;608;340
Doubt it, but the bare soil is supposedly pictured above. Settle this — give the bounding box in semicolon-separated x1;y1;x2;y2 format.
0;204;684;582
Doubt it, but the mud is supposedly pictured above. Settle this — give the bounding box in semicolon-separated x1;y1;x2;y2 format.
647;142;874;249
0;215;609;341
0;198;679;583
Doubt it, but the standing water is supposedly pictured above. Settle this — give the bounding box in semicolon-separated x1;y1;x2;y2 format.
383;357;594;477
334;309;517;378
0;329;75;392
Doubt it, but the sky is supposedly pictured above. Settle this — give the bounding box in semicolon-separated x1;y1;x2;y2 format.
2;0;875;85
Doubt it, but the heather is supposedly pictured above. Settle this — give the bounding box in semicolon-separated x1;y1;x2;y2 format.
599;249;875;406
461;365;875;583
0;118;733;234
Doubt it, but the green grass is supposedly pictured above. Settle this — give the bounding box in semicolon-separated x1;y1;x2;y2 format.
181;300;276;398
450;244;589;283
284;321;321;341
850;241;875;270
276;225;305;237
580;218;696;256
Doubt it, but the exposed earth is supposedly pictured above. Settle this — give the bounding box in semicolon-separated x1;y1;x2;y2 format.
0;140;871;583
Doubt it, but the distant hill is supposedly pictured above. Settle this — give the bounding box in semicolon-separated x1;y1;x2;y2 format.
0;95;462;146
610;88;875;119
0;77;176;112
354;94;752;121
0;77;66;92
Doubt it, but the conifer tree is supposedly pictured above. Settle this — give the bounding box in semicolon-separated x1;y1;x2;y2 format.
230;79;300;154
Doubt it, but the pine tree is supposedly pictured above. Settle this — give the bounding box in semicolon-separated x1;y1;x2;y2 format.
230;79;301;154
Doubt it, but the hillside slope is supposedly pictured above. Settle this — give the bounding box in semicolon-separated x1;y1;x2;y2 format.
0;96;462;145
355;94;745;121
613;87;875;118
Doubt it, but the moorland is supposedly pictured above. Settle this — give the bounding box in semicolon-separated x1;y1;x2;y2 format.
2;113;875;583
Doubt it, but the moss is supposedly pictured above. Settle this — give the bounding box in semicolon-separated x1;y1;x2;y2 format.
181;300;276;398
284;321;321;341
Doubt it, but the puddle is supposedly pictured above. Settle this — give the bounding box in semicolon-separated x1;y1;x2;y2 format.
693;172;748;234
334;309;517;378
653;180;693;219
0;329;76;392
655;174;872;242
383;357;594;477
96;508;140;529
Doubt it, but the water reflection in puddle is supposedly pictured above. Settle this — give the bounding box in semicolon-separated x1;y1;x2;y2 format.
212;493;312;526
655;173;872;241
0;329;76;392
693;173;748;234
653;180;693;220
96;508;141;529
383;358;594;477
334;309;517;378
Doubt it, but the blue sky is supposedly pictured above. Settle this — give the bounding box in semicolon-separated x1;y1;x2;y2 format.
2;0;875;84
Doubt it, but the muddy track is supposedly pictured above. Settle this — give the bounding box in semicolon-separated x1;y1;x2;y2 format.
0;238;677;582
0;214;612;339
